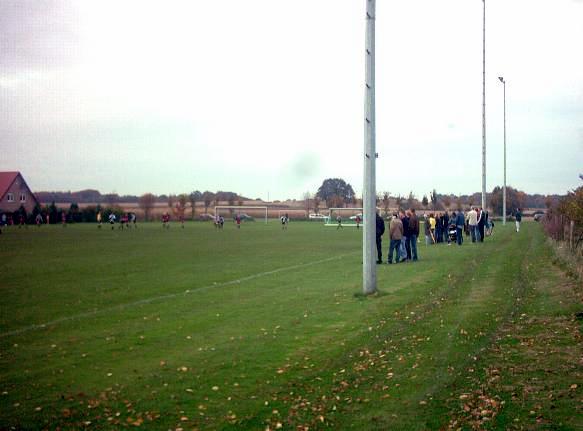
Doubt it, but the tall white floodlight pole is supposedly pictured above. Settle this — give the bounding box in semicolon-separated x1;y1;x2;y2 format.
363;0;377;295
498;76;507;225
481;0;487;210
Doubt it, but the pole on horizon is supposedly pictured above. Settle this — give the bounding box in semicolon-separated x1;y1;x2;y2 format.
363;0;377;295
499;76;507;225
481;0;487;210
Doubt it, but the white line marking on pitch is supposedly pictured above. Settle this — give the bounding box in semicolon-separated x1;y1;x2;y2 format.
0;253;357;338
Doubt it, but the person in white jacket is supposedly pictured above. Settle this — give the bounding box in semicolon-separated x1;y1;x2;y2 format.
466;208;480;243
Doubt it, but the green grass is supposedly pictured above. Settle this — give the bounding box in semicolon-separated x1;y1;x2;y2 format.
0;221;580;430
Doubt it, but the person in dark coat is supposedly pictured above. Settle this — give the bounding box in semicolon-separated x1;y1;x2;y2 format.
376;212;385;264
407;208;419;261
442;211;450;243
478;207;486;242
455;210;465;245
400;209;411;260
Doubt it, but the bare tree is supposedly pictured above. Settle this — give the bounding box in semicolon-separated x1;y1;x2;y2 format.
202;191;214;214
223;195;234;217
395;194;404;211
443;195;451;209
303;191;312;216
313;196;321;214
407;191;416;209
456;195;463;211
430;189;438;210
422;195;429;209
189;191;201;219
177;194;188;218
382;191;390;217
139;193;156;221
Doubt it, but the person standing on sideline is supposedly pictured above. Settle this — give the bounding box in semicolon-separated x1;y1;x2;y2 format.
424;214;431;245
400;210;411;261
442;211;450;243
388;213;404;264
435;213;442;243
477;207;486;242
429;213;437;244
515;208;522;232
455;210;465;245
466;207;479;242
408;208;419;261
35;213;43;227
375;212;385;264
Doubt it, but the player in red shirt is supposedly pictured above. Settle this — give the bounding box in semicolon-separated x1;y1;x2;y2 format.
162;213;170;229
235;214;241;229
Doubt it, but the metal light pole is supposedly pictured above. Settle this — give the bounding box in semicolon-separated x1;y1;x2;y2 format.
481;0;487;210
363;0;377;295
498;76;506;225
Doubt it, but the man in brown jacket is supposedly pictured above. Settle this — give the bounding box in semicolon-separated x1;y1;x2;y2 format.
388;213;404;264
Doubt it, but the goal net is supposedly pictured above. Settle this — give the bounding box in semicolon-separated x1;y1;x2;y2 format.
324;208;381;227
214;206;268;224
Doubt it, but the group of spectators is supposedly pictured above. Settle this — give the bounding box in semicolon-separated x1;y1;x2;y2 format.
374;206;521;264
375;208;420;264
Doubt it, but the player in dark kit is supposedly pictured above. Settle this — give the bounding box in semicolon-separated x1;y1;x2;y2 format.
162;213;170;229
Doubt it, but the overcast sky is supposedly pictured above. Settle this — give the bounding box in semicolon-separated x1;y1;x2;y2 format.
1;0;582;200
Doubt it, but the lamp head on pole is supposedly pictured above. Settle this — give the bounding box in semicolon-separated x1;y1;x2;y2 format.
498;76;505;84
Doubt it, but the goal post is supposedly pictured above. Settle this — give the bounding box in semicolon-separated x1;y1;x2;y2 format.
325;207;381;227
214;206;268;224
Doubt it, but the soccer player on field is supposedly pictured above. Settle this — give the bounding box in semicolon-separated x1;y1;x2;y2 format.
219;215;225;229
35;213;43;227
281;213;289;230
61;211;66;227
120;213;128;229
130;212;137;228
162;212;170;229
179;213;185;228
336;215;343;230
355;214;362;229
97;211;102;229
235;214;241;229
108;212;116;230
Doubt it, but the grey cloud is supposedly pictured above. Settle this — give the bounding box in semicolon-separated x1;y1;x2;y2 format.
0;0;79;72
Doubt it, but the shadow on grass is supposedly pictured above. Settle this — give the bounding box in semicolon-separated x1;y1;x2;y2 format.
353;290;391;300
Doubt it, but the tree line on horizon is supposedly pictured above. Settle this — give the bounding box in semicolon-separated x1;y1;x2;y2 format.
33;178;563;223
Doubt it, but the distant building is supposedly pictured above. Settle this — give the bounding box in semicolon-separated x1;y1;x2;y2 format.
0;172;39;213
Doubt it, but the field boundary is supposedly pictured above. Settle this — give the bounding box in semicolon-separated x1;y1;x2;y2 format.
0;252;358;339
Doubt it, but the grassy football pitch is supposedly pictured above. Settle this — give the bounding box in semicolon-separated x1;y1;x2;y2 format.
0;221;581;430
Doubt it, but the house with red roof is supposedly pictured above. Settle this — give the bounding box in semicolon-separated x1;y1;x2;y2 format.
0;172;39;214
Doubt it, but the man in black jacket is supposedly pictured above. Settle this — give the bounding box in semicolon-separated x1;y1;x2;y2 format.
478;208;486;242
408;208;420;261
376;212;385;264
